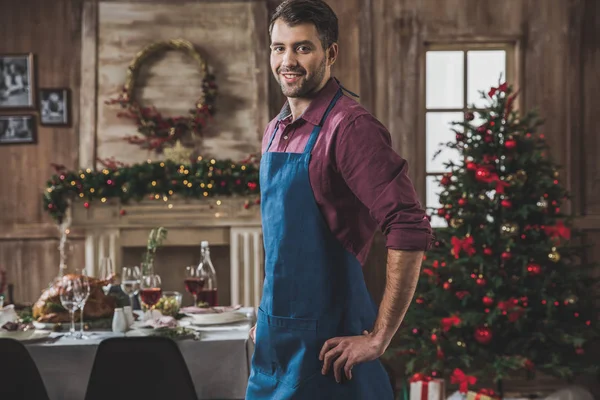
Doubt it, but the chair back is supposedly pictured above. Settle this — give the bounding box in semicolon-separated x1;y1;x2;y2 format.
84;336;198;400
0;338;50;400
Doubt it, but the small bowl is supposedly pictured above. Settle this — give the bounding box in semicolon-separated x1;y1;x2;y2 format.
156;291;182;316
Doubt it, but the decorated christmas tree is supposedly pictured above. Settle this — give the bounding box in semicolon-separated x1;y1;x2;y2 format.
384;82;599;395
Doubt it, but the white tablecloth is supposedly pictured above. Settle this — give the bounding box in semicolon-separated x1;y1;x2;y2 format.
24;309;255;400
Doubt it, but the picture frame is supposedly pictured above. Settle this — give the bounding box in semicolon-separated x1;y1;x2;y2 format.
0;115;37;145
0;53;35;109
39;88;70;126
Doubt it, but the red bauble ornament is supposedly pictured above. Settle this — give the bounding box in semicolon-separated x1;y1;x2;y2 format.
482;296;494;306
84;202;90;209
474;326;493;344
501;199;512;208
119;209;126;216
466;162;477;171
243;202;250;210
475;167;490;181
255;198;261;205
484;134;493;143
248;182;258;191
415;297;424;304
527;263;541;275
431;333;438;343
443;282;451;290
437;208;446;216
483;248;493;256
440;175;451;186
456;133;465;142
444;214;452;221
505;139;517;149
476;278;487;286
501;251;512;260
47;204;54;209
458;198;467;207
465;112;475;121
437;347;444;360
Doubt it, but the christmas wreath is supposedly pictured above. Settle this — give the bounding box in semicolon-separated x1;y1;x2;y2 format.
105;39;217;152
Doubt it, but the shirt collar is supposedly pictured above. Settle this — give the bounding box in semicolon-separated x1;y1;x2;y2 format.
277;78;341;126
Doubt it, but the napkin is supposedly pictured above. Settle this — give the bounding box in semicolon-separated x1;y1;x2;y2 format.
0;304;18;328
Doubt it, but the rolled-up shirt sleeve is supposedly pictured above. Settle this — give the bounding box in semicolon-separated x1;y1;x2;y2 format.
336;114;433;251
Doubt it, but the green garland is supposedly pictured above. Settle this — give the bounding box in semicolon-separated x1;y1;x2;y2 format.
43;159;260;223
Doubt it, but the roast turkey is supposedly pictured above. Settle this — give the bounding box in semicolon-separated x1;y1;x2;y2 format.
32;274;116;323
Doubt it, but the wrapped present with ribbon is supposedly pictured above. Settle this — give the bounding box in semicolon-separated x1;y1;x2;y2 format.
466;388;500;400
409;373;445;400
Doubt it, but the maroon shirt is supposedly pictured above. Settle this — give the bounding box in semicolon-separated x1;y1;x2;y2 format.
262;78;432;265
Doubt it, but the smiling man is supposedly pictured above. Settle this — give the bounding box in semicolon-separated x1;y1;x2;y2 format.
245;0;432;399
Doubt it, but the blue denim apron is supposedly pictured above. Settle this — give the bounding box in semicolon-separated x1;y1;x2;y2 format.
246;89;394;399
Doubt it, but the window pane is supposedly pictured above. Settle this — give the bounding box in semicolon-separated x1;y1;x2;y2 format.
426;176;447;228
426;51;464;109
467;50;506;108
426;112;463;172
426;175;443;209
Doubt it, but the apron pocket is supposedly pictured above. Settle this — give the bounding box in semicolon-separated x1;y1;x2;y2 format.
254;307;320;388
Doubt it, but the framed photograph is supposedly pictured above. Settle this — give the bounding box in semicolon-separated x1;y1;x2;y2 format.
0;115;37;145
39;88;70;126
0;53;35;109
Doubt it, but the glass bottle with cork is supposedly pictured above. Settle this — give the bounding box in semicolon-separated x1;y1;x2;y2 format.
185;241;218;307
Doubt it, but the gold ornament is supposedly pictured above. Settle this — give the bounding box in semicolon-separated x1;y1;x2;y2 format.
450;218;464;228
537;197;548;208
478;194;486;200
163;140;193;164
516;170;527;183
553;170;559;178
548;250;561;263
565;295;578;304
500;222;518;237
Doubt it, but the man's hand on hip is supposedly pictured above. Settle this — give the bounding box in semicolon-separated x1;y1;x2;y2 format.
319;330;386;383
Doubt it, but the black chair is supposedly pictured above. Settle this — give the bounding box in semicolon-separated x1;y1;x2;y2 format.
84;336;198;400
0;338;50;400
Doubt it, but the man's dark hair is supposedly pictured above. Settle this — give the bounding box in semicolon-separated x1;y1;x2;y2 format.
269;0;339;50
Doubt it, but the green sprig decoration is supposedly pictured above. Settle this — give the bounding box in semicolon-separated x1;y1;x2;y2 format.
43;158;260;224
143;227;168;268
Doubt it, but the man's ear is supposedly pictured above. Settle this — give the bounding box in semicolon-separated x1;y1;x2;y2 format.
327;43;339;67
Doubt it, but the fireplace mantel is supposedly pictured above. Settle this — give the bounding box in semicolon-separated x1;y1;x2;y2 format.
71;197;264;307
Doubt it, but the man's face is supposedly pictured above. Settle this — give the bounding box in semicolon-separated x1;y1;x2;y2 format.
270;20;331;98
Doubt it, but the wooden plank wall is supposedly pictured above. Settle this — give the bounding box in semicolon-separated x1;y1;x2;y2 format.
0;0;598;394
0;0;87;302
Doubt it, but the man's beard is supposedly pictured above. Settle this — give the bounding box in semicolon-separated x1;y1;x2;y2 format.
277;57;327;98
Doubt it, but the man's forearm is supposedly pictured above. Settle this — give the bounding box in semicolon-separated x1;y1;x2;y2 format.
371;249;423;349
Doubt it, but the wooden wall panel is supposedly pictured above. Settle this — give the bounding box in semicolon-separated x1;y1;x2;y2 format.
0;239;86;304
0;0;82;226
95;1;269;164
581;0;600;216
0;0;83;303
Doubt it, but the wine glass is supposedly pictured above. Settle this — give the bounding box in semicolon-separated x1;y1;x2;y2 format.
74;274;90;339
140;274;162;319
59;277;81;337
99;257;114;294
121;266;141;308
184;265;205;307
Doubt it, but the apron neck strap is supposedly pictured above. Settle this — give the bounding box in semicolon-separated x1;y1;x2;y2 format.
303;89;343;154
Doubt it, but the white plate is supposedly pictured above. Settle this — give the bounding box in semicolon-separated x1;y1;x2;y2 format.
181;311;248;326
0;330;51;342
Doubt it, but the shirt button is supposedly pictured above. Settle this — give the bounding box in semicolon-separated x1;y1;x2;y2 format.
283;135;288;140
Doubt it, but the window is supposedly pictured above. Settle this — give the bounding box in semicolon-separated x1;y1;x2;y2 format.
423;43;516;227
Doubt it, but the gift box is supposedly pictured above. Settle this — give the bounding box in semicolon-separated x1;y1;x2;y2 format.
466;388;500;400
409;374;445;400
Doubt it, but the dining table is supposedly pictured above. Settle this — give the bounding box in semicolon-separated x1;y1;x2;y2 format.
24;307;256;400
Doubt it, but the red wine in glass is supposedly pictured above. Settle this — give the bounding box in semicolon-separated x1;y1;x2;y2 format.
184;277;205;296
197;288;218;307
140;287;162;308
